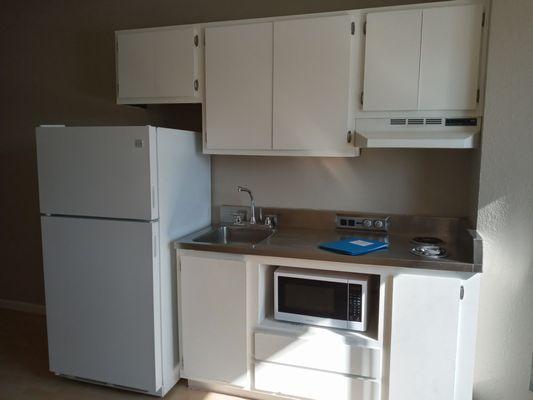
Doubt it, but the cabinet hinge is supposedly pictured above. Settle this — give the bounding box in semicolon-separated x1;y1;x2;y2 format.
460;285;465;300
350;21;355;35
363;21;367;35
481;12;486;27
360;91;364;106
194;34;199;47
476;89;480;103
194;79;199;91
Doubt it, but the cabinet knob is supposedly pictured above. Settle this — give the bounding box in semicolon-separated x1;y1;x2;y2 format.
347;131;353;143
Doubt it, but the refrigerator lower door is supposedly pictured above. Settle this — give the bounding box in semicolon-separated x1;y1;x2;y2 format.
41;216;162;395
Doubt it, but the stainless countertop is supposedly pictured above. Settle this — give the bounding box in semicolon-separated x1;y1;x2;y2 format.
175;225;482;273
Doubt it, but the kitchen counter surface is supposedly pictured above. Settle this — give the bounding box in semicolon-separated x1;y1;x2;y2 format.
175;224;482;273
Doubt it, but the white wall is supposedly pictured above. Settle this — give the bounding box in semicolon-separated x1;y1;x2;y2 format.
213;149;478;218
474;0;533;399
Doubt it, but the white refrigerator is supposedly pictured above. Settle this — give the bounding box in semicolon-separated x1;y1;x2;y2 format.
36;126;210;396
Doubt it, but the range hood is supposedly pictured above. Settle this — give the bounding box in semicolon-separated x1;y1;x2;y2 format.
355;117;481;149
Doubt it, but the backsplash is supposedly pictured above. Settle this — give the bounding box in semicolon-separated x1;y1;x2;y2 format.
212;149;479;220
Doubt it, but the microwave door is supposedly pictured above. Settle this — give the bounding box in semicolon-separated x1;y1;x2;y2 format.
275;276;348;329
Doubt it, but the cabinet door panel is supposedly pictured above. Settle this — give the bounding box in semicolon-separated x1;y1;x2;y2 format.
180;255;247;386
205;23;273;150
363;10;422;111
273;16;351;150
389;274;461;400
419;5;484;110
117;32;156;98
154;27;197;98
116;27;199;102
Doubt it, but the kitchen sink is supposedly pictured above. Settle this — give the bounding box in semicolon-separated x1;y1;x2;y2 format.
192;225;274;245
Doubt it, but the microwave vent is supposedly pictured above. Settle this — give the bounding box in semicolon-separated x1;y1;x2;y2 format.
390;118;407;126
407;118;424;125
425;118;443;125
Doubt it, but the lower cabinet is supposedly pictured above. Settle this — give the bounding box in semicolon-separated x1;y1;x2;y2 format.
254;330;381;400
179;254;248;387
255;331;381;379
255;362;379;400
388;273;480;400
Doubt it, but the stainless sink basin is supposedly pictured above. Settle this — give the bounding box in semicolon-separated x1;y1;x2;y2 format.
193;225;274;245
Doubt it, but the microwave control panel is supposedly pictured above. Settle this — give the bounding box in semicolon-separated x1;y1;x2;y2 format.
348;284;363;322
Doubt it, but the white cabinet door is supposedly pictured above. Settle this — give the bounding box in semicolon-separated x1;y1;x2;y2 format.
205;23;273;150
419;5;484;110
273;16;352;150
116;31;155;99
180;254;247;386
116;26;199;103
363;10;422;111
389;274;462;400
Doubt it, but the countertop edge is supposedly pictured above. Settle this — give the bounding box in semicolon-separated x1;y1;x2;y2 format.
173;228;483;274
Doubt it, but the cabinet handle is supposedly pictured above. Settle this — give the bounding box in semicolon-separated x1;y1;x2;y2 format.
194;79;199;91
347;131;353;143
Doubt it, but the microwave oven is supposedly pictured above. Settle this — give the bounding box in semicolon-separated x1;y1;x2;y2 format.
274;267;369;331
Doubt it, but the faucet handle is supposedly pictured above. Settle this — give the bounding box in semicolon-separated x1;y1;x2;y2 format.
263;214;278;229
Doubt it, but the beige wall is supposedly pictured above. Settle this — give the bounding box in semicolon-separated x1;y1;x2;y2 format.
474;0;533;398
213;150;477;216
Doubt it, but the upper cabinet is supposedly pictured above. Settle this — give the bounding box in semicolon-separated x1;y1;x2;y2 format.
115;25;202;104
203;15;358;157
362;4;485;112
204;23;273;150
418;5;484;110
362;10;422;111
272;16;352;151
114;1;489;152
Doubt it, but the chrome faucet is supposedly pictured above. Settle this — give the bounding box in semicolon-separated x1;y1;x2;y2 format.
237;186;256;224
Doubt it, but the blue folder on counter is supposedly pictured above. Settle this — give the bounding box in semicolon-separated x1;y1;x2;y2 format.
319;237;388;256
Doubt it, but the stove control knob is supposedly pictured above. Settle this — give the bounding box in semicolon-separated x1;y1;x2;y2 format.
374;220;384;229
363;219;373;228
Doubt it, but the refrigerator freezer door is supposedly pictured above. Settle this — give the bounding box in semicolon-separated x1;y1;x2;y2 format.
36;126;158;220
41;216;162;394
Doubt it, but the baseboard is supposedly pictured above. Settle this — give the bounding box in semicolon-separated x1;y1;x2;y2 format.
0;299;46;315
